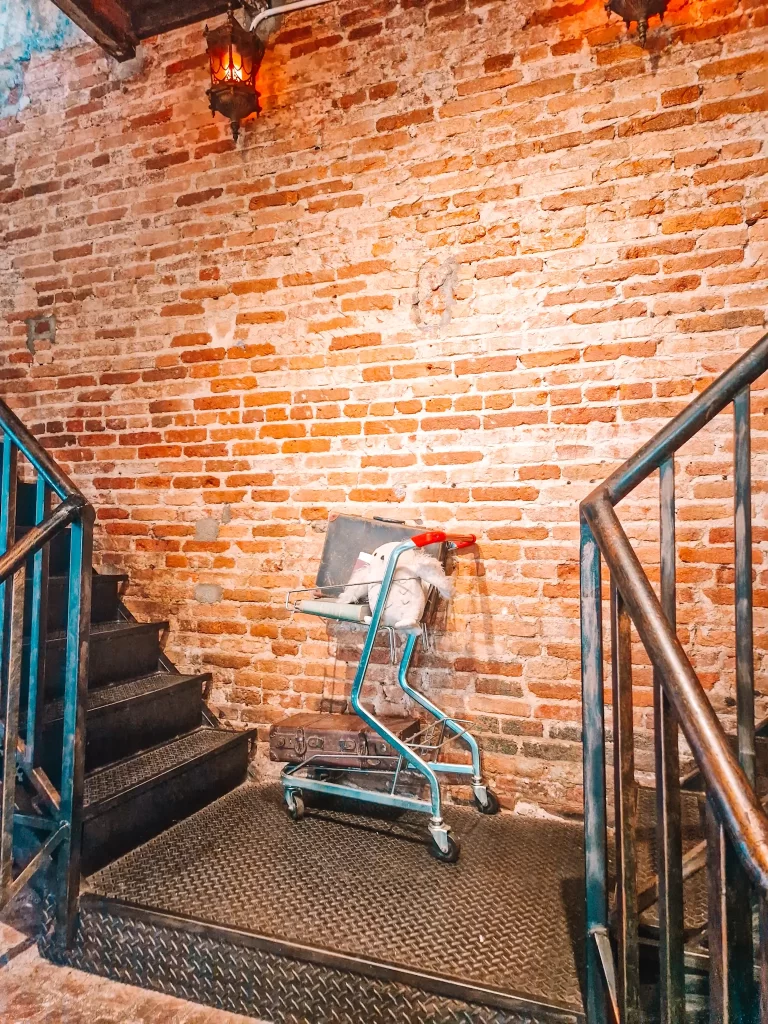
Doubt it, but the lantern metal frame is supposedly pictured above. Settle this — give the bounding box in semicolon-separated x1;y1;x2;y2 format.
204;6;266;141
606;0;669;46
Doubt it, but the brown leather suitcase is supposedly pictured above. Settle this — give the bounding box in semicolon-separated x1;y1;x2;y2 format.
269;711;420;769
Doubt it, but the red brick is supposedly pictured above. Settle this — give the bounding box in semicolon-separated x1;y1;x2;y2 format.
1;1;766;821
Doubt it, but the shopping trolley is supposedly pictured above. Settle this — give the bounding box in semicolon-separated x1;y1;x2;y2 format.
282;525;499;863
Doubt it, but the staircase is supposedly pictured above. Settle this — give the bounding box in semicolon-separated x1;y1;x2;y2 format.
0;401;252;944
580;330;768;1023
17;481;253;877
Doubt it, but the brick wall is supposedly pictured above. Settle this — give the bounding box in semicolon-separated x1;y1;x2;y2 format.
0;0;766;815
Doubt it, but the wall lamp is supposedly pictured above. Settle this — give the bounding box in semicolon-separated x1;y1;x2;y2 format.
205;0;337;140
606;0;669;46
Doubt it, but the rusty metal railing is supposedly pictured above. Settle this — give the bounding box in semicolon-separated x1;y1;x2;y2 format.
0;397;93;946
580;331;768;1023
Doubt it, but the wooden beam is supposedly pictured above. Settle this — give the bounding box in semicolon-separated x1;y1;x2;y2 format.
133;1;231;40
49;0;138;61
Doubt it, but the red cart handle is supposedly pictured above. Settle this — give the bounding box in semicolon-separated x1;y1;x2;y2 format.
410;531;476;550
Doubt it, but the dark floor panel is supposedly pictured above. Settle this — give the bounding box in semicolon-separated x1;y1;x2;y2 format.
45;897;581;1024
85;783;586;1015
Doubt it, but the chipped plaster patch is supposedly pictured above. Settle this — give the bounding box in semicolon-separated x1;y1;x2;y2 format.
25;313;55;355
195;583;223;605
195;517;221;542
413;256;458;328
0;2;83;114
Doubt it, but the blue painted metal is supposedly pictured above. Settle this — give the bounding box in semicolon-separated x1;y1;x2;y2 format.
600;332;768;507
286;541;444;819
579;513;608;1024
610;583;640;1022
0;568;25;903
281;767;435;816
54;509;92;942
0;395;92;946
13;813;58;832
0;435;16;648
0;397;81;502
25;474;49;767
398;638;483;783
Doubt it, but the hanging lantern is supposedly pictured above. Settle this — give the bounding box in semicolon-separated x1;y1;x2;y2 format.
606;0;668;46
205;7;265;141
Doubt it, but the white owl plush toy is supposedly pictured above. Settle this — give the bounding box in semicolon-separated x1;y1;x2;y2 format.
337;541;454;632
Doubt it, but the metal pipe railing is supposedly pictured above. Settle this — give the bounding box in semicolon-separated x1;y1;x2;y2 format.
580;330;768;1023
0;401;85;503
593;331;768;507
582;331;768;881
0;396;93;948
0;496;82;585
247;0;337;33
583;494;768;890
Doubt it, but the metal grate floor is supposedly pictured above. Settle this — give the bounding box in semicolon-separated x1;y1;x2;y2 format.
85;782;586;1015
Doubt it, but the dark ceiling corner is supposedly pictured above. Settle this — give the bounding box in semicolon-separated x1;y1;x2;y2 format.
49;1;238;61
50;0;138;61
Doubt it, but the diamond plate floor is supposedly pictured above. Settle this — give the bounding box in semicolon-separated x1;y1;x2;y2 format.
84;782;586;1017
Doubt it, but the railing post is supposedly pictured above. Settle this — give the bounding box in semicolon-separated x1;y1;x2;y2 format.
654;457;685;1023
53;505;93;946
733;387;755;789
705;797;756;1022
760;895;768;1022
0;437;18;685
580;514;609;1024
733;385;763;1023
611;583;641;1023
0;568;25;904
25;476;51;770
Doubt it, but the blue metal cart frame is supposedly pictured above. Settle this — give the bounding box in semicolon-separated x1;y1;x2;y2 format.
282;530;499;862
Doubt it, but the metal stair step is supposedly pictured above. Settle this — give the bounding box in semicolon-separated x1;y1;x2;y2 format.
15;523;71;574
81;727;253;875
27;571;128;631
41;671;210;779
36;619;168;697
617;785;708;938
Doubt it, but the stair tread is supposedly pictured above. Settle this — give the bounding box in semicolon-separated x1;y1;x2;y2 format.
48;572;129;581
84;727;248;811
44;671;209;723
46;618;168;642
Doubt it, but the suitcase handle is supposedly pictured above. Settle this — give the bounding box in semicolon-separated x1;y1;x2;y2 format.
410;531;476;550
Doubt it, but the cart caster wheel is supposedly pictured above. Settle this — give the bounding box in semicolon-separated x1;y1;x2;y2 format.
474;787;500;816
429;834;460;864
286;793;305;821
